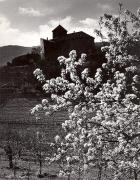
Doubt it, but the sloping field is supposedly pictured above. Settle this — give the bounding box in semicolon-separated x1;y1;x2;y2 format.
0;97;68;141
0;97;68;123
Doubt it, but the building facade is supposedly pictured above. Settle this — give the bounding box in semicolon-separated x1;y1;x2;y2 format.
41;25;105;78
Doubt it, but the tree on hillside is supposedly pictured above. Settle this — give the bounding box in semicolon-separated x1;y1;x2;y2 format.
31;47;41;55
2;129;24;169
32;5;140;180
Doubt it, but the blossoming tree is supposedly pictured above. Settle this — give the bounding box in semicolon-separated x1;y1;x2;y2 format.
32;5;140;180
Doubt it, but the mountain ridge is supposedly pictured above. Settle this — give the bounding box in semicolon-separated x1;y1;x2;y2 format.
0;45;32;66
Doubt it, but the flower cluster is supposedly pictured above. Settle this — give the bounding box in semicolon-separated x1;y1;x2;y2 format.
33;68;45;82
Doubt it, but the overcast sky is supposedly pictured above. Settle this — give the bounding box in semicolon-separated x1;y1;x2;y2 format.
0;0;139;47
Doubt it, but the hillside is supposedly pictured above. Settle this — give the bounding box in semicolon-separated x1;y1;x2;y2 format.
0;45;32;66
0;97;68;142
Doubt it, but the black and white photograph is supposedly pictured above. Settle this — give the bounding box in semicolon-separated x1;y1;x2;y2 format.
0;0;140;179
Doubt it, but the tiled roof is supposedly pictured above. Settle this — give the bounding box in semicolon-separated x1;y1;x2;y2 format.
52;25;67;32
42;31;95;43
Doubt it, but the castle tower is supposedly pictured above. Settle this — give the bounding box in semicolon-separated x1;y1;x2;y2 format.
52;25;67;39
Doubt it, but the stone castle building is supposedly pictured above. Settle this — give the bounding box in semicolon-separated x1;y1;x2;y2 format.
40;25;105;78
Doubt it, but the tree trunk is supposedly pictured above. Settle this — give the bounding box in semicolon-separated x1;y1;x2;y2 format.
134;170;138;180
39;151;42;175
67;174;70;180
97;166;102;180
27;162;30;180
5;145;13;169
78;166;81;180
39;159;42;175
8;154;13;169
13;159;17;178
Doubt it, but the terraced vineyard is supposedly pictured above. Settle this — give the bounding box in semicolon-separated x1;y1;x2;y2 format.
0;97;68;142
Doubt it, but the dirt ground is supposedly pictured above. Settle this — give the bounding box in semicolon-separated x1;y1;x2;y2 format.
0;155;100;180
0;148;137;180
0;147;68;180
0;158;67;180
